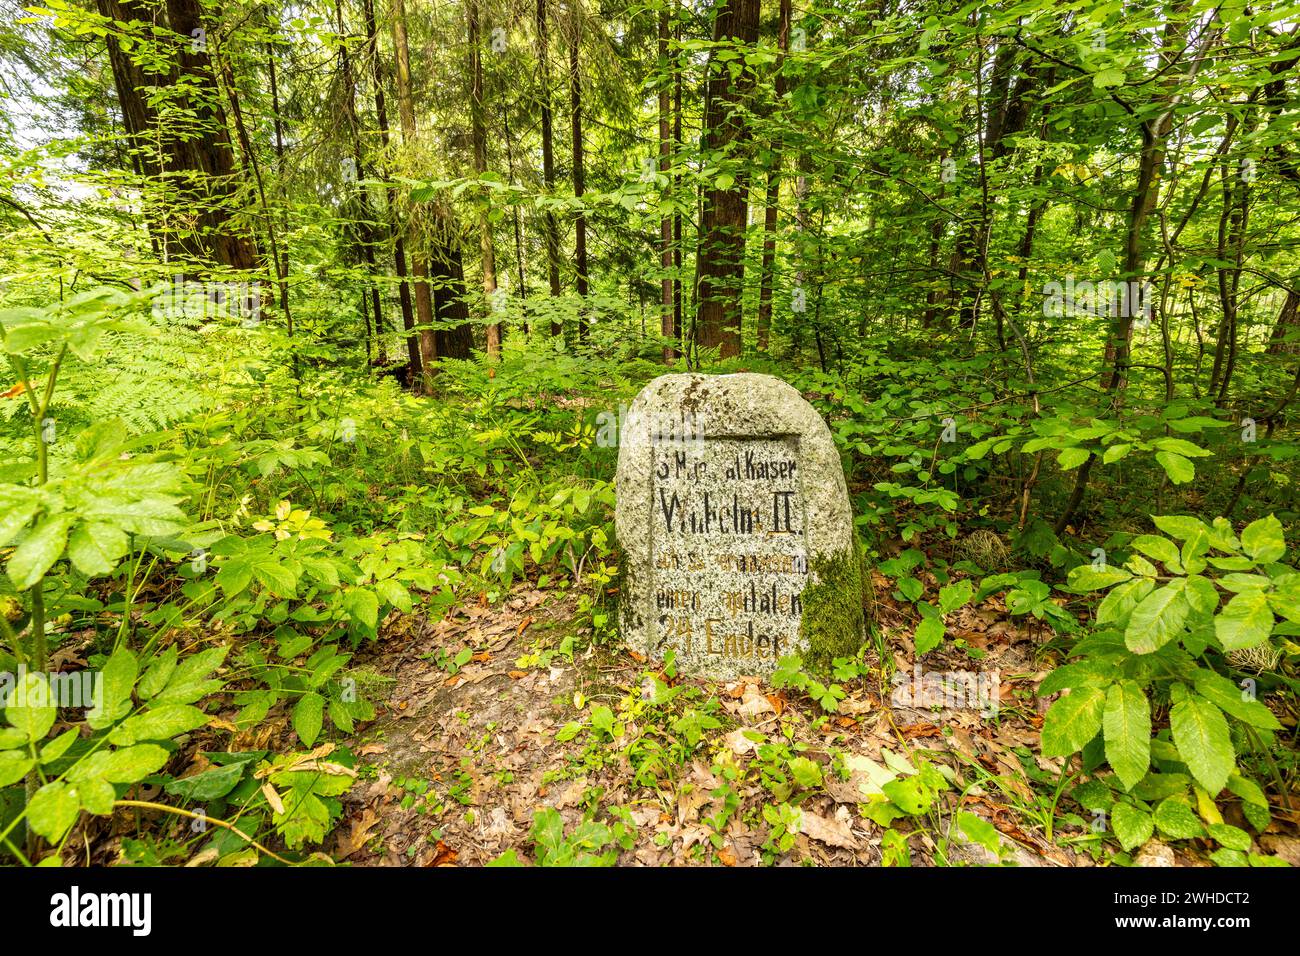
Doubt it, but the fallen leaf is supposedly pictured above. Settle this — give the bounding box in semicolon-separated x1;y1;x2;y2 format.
261;781;285;815
799;806;860;849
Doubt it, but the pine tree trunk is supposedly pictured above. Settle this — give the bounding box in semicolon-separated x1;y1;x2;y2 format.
694;0;759;359
569;0;588;341
362;0;420;379
389;0;438;379
537;0;564;336
468;0;501;359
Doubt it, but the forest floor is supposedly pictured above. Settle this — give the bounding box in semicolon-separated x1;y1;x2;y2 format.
290;572;1300;867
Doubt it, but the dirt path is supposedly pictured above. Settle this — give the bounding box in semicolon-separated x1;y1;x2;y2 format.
327;577;1102;867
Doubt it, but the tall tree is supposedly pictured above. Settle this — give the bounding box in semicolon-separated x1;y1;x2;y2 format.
754;0;791;352
569;0;588;340
389;0;439;377
467;0;500;359
537;0;563;336
693;0;759;358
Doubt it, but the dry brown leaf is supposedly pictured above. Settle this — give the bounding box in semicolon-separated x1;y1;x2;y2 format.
336;809;382;861
261;781;285;815
799;806;860;849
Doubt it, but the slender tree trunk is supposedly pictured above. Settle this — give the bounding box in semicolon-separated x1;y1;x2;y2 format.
672;16;684;349
336;0;385;363
694;0;760;358
363;0;420;379
537;0;563;336
569;0;588;341
390;0;438;379
754;0;791;352
1267;288;1300;355
658;5;676;362
467;0;500;358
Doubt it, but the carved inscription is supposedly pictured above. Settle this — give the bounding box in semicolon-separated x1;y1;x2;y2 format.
650;437;807;666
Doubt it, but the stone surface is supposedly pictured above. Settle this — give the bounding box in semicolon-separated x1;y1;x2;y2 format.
615;372;864;680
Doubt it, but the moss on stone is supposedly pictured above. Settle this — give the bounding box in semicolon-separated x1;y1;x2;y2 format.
799;547;870;672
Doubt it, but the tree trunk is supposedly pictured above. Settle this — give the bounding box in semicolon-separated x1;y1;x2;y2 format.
754;0;790;352
693;0;759;359
468;0;500;359
658;5;676;362
363;0;421;379
569;0;588;341
390;0;438;379
537;0;563;336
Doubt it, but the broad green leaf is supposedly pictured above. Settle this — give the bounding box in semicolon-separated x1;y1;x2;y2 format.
7;512;74;590
1042;685;1106;757
1066;564;1133;592
293;692;324;746
101;743;170;783
66;521;129;577
1214;590;1273;651
1124;580;1189;654
5;672;57;742
1192;670;1281;730
1155;451;1194;484
27;781;81;842
1240;515;1285;563
913;611;945;655
0;750;34;787
1058;446;1090;470
1131;535;1182;571
1111;802;1154;851
1103;681;1151;791
1152;515;1210;542
1170;695;1234;794
108;704;209;745
1154;797;1205;839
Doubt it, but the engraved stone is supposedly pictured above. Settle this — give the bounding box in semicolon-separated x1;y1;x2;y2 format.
616;373;865;680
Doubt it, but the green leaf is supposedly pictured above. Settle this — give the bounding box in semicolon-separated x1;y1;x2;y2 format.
293;692;325;746
66;521;129;577
1058;446;1090;470
6;512;73;589
1240;515;1285;563
87;646;139;728
163;762;247;802
1066;564;1133;592
1125;580;1189;654
1131;535;1182;571
5;672;57;742
1170;695;1234;794
1192;670;1280;730
1152;515;1210;543
0;750;35;787
1111;802;1154;851
1103;681;1151;791
27;781;81;842
1155;451;1194;484
343;588;379;630
0;486;41;547
1154;797;1205;839
108;704;209;745
1041;686;1106;757
1208;823;1251;852
913;609;945;655
1214;590;1274;651
101;744;170;783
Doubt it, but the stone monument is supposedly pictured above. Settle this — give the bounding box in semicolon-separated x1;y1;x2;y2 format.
615;373;865;680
